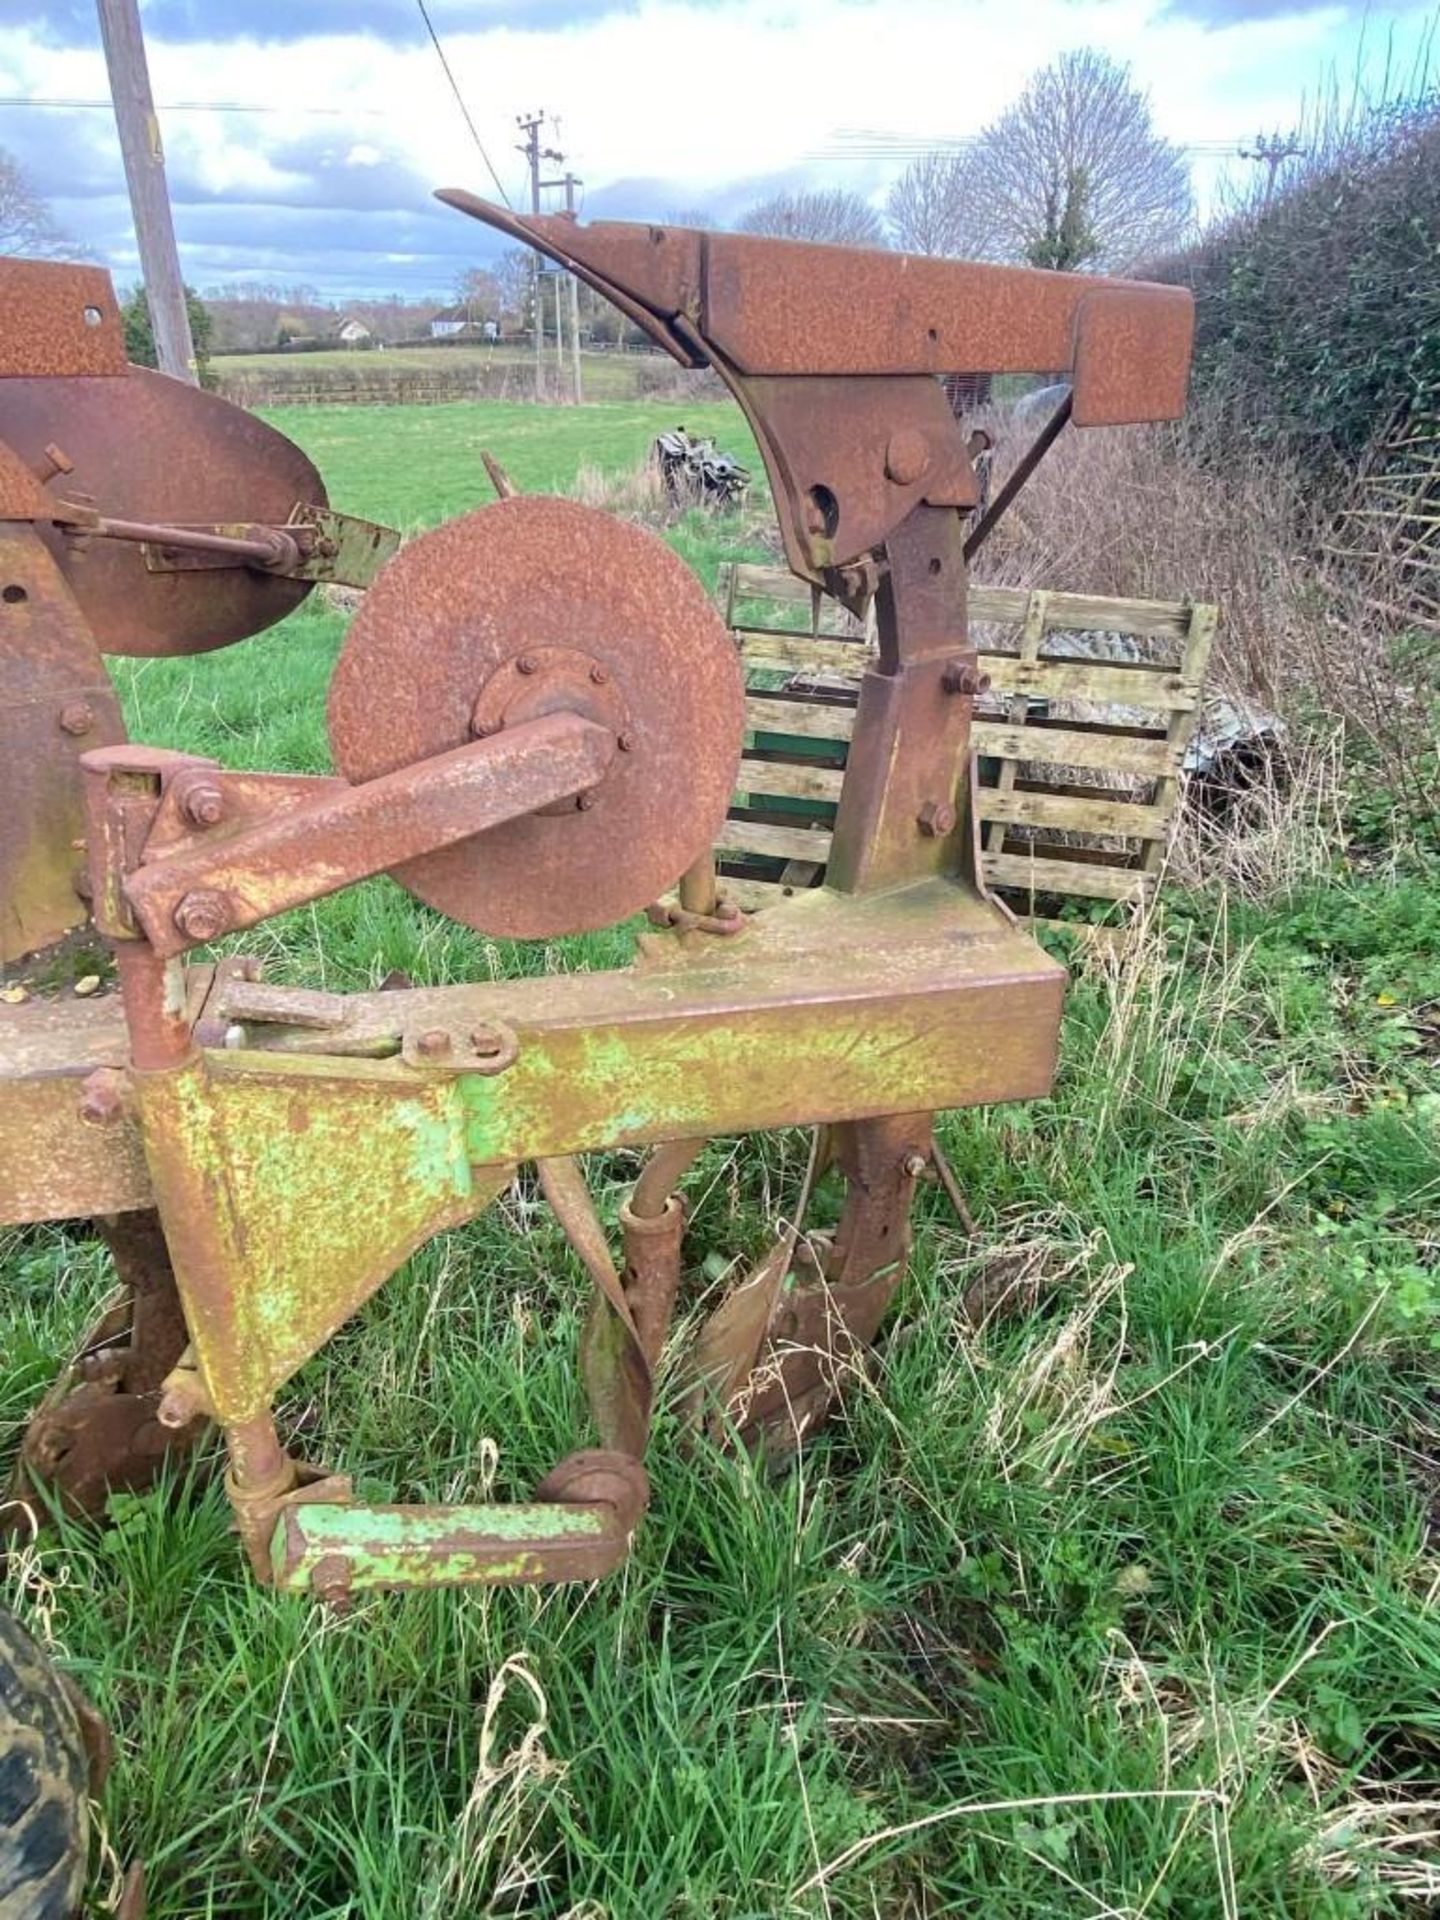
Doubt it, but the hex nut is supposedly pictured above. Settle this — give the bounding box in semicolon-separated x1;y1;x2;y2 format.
917;799;956;838
415;1027;452;1059
180;780;225;828
941;660;992;697
58;702;94;737
173;889;233;942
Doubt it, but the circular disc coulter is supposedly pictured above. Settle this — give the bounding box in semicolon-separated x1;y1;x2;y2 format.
327;495;745;938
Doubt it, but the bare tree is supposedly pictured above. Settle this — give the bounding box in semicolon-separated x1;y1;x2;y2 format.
977;51;1192;270
453;265;501;321
663;207;716;230
885;149;994;257
737;188;886;248
0;147;81;260
492;246;533;325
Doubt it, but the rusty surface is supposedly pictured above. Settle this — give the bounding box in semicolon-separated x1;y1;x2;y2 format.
723;1115;929;1457
540;1155;653;1457
115;710;618;957
5;1210;205;1527
443;198;1192;586
0;993;150;1220
0;365;325;654
0;206;1208;1597
0;261;127;380
187;879;1064;1162
0;525;126;963
0;526;125;967
272;1451;649;1594
439;197;1192;400
328;496;744;937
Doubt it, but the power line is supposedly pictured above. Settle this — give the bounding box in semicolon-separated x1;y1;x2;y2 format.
0;95;378;115
414;0;512;208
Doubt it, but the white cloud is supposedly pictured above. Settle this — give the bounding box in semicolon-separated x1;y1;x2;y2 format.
0;0;1415;293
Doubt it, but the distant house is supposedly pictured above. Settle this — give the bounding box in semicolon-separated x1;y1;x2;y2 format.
430;305;498;341
332;316;372;347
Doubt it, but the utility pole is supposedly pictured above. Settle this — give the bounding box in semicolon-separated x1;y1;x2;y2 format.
540;165;585;406
516;111;545;398
564;173;583;405
1239;132;1304;207
517;111;564;401
95;0;197;383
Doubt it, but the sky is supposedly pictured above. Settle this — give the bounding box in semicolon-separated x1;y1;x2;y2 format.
0;0;1432;304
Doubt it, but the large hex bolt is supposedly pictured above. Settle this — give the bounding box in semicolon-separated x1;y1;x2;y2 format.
917;799;957;838
176;775;225;828
173;889;233;942
58;701;94;737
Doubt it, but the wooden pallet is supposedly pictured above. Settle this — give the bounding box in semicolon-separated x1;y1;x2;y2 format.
715;563;1219;926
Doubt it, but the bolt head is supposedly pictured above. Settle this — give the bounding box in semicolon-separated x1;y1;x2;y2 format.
901;1152;929;1179
470;1025;505;1057
589;661;610;685
58;702;94;737
917;799;957;838
156;1385;202;1431
415;1027;451;1059
173;889;232;942
181;780;225;828
576;790;597;811
516;653;539;675
884;429;930;487
77;1068;124;1128
617;731;635;753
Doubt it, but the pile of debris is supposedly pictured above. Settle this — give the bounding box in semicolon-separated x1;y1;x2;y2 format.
653;426;750;510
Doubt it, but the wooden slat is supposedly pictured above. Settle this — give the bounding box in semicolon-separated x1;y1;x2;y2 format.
744;694;855;741
970;721;1172;776
976;790;1168;837
984;852;1150;902
970;586;1192;640
735;758;847;802
981;655;1197;710
716;873;813;911
735;628;872;674
727;564;1198;643
729;565;817;607
718;817;835;861
986;589;1047;856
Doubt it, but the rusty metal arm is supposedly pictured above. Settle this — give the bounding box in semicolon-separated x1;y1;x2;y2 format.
439;196;1194;584
87;710;618;957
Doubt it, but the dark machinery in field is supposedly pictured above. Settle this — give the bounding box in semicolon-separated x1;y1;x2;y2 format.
1;215;1192;1617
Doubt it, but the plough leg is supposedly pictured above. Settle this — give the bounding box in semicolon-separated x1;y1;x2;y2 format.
4;1209;206;1532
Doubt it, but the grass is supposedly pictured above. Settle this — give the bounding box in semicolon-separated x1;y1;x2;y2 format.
3;399;1439;1918
212;347;708;406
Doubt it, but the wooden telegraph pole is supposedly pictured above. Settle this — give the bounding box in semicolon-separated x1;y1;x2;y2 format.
95;0;198;384
564;173;583;405
516;112;545;399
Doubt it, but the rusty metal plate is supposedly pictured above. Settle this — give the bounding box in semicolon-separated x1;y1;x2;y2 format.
437;199;1193;412
0;367;326;655
0;261;127;380
1071;285;1195;426
328;497;744;938
1;526;125;964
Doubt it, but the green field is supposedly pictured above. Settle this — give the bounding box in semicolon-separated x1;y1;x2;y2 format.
3;400;1438;1918
212;347;699;405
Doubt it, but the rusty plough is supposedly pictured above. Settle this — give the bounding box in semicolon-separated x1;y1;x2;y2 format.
0;212;1193;1612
